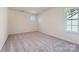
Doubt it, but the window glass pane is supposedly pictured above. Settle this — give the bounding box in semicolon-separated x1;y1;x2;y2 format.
72;20;79;25
29;16;36;22
71;13;78;19
65;8;79;32
67;13;78;19
74;10;78;14
66;26;71;31
72;26;78;32
67;15;71;19
66;20;71;25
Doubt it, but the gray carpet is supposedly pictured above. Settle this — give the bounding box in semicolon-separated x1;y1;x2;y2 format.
1;31;79;52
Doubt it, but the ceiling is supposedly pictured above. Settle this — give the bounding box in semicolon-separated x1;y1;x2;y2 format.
9;7;50;14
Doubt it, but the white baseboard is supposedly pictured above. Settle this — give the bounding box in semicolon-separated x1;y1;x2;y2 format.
39;31;79;45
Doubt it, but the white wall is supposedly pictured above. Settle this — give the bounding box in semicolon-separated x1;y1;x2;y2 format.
0;7;8;50
8;10;37;34
38;8;79;45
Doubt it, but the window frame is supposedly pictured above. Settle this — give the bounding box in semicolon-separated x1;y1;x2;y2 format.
65;8;79;32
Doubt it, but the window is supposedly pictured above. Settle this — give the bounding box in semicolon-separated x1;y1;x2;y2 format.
65;8;79;32
29;16;36;22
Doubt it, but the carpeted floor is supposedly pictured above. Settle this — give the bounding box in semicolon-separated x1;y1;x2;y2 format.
1;31;79;52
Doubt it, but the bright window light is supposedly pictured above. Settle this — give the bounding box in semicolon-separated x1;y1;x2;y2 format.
65;8;79;32
29;16;36;22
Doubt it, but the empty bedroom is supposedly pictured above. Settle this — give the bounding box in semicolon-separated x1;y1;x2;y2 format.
0;7;79;52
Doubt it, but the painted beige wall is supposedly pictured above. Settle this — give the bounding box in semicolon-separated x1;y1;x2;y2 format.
38;8;79;45
8;8;79;45
0;7;8;50
8;10;37;34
